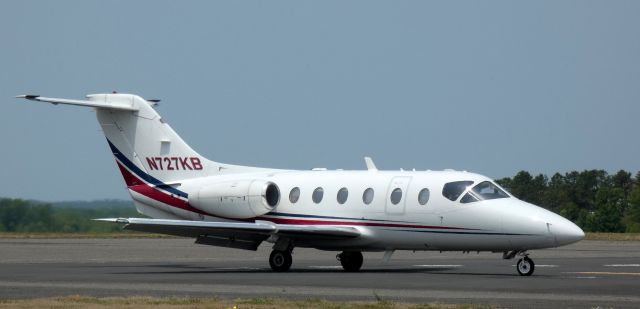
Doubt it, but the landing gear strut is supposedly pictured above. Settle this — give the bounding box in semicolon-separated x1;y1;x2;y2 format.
516;256;535;276
337;251;363;272
269;250;292;272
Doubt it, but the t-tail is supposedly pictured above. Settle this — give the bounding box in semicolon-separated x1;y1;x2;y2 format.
16;93;266;191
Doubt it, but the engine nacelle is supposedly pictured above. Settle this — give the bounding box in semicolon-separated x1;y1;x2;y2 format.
189;180;280;219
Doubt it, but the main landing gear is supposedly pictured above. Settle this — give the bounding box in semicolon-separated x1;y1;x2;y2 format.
268;249;364;272
504;250;535;276
269;250;292;272
337;251;363;272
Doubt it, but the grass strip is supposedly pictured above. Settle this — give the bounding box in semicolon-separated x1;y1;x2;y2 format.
584;233;640;241
0;295;493;309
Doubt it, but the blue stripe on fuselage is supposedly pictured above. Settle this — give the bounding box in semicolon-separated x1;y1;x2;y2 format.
265;211;417;224
107;139;188;199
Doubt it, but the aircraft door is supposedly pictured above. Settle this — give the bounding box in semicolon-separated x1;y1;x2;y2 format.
385;176;411;215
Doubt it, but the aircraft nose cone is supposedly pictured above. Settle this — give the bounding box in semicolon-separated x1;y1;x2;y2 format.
553;218;585;246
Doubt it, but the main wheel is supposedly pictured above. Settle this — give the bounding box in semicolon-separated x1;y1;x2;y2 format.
338;251;363;272
269;250;292;272
516;257;535;276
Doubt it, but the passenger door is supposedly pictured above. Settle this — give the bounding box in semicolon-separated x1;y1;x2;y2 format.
385;176;411;215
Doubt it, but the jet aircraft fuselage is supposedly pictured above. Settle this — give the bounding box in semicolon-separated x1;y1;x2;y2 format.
16;93;585;275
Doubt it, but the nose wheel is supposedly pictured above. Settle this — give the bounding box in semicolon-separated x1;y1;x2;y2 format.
516;256;535;276
269;250;292;272
337;251;363;272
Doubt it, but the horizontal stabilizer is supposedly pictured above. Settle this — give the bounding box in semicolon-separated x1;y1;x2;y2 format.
16;95;138;111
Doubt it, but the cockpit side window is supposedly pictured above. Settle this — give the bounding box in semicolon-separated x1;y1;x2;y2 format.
442;181;474;201
460;192;479;203
461;181;510;203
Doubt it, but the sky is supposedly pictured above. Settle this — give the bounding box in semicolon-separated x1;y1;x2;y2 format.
1;1;639;201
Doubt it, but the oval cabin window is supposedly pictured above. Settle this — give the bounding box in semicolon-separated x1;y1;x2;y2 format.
418;188;430;205
312;187;324;204
337;187;348;204
390;188;402;205
362;188;374;205
289;187;300;204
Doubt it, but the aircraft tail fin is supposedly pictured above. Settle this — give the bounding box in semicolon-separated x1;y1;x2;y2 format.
16;93;259;187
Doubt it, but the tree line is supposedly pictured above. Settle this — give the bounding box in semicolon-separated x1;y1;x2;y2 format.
496;170;640;233
1;169;640;233
0;199;138;233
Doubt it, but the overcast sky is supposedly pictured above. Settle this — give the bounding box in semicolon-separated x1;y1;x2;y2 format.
1;1;639;201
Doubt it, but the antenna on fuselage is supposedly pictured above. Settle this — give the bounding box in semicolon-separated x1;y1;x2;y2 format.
364;157;377;171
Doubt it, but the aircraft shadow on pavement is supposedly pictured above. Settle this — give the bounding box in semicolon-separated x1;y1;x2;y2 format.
106;264;529;277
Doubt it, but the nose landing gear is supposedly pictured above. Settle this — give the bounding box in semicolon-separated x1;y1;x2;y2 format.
503;250;535;276
516;256;535;276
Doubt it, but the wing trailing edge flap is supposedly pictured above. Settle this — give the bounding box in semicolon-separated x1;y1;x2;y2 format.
95;218;361;251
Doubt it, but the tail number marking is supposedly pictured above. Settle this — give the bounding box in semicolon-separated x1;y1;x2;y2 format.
146;157;203;170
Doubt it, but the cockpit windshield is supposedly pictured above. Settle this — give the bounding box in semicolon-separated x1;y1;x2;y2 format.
460;181;510;203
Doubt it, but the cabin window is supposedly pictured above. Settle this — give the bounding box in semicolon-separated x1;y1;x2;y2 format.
363;188;374;205
442;181;474;201
289;187;300;204
418;188;430;205
390;188;403;205
312;187;324;204
337;187;348;204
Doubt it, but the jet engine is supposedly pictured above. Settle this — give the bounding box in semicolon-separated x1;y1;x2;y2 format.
189;180;280;219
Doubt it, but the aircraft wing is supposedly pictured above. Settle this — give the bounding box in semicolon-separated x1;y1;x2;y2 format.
96;218;361;250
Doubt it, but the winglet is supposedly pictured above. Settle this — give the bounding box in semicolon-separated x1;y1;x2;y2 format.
364;156;377;171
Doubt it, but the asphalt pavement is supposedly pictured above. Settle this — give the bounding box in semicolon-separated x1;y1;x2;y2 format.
1;238;639;308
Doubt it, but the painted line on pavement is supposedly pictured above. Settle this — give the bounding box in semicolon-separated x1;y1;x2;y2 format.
308;266;343;269
413;264;463;267
565;271;640;276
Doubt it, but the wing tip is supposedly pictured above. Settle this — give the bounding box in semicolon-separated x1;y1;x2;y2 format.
93;218;130;224
15;94;40;100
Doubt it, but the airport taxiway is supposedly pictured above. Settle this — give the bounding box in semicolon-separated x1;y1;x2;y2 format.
0;238;639;308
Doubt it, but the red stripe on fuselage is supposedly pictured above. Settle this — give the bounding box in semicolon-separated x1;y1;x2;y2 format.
116;161;211;216
115;162;477;231
128;184;212;216
117;161;143;187
260;217;476;230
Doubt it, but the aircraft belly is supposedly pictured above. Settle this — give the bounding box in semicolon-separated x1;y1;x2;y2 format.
303;227;514;252
362;227;512;251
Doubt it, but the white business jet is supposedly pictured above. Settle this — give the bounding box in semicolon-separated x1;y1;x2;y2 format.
16;93;584;276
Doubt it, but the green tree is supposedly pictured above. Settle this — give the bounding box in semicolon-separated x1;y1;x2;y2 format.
0;199;29;231
625;186;640;232
612;170;634;196
565;170;609;212
497;171;547;206
585;187;626;232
